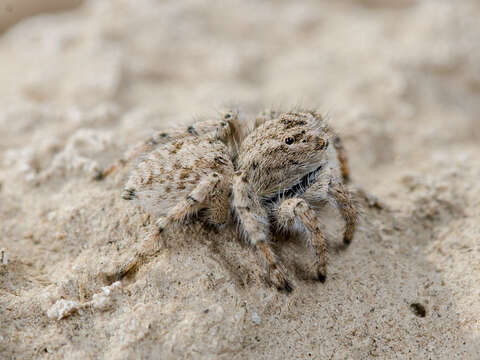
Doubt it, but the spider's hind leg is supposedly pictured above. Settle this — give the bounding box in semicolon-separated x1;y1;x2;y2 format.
155;172;223;232
96;135;165;180
116;172;224;280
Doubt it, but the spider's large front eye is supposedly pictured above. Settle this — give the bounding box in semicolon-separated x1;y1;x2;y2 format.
285;137;294;145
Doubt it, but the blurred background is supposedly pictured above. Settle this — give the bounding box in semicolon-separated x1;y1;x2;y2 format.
0;0;479;189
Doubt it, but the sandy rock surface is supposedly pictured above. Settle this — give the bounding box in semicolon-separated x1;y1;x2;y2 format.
1;1;479;359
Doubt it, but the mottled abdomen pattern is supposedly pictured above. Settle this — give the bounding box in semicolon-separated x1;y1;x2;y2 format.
123;135;234;225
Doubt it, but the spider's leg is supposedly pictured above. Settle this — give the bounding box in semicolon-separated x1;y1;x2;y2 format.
155;172;222;231
333;135;350;183
97;134;167;180
204;176;231;227
329;183;357;245
277;198;328;281
97;126;195;180
99;114;239;180
233;172;292;292
116;172;221;279
115;229;160;280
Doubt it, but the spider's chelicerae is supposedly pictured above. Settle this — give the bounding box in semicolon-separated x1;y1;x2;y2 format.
105;109;357;292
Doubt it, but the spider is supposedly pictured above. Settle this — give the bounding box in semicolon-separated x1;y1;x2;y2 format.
105;109;357;292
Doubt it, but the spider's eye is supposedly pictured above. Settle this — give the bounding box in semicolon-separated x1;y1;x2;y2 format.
220;121;227;127
285;137;294;145
224;113;232;120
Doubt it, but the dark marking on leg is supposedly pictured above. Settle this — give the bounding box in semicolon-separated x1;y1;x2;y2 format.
179;169;190;179
187;125;198;136
334;136;350;183
122;188;136;200
94;171;105;181
215;156;229;165
186;195;198;203
317;272;326;283
282;280;293;293
256;241;292;292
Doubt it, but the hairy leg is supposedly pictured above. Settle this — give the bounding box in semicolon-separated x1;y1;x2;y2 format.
277;198;328;281
333;135;350;183
329;183;357;245
206;180;232;227
116;172;224;279
155;172;222;231
98;113;237;180
115;229;161;280
232;172;292;291
97;132;172;180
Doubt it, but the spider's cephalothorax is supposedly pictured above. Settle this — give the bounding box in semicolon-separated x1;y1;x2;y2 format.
233;110;357;291
107;109;357;291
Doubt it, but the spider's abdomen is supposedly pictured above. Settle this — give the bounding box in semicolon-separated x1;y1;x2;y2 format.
123;136;234;217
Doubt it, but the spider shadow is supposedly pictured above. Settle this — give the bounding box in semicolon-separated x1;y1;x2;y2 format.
202;208;351;289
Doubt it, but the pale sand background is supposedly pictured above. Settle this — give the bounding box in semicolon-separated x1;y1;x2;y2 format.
1;1;479;359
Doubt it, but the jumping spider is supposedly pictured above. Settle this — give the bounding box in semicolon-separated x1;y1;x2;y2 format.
103;109;357;292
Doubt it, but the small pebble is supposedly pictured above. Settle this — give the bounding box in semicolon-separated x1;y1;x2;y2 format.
251;312;261;325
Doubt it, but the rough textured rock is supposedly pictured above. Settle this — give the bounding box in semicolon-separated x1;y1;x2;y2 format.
1;1;479;359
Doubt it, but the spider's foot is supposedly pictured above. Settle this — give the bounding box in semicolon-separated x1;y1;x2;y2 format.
95;164;118;181
94;171;105;181
343;233;353;245
155;218;166;233
269;264;293;293
281;280;293;293
116;256;138;280
316;269;327;283
311;261;327;282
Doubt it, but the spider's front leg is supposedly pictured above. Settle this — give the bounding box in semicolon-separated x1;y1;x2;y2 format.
277;198;328;282
232;172;292;292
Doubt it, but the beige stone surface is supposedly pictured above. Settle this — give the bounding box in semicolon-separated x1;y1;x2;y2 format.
0;0;82;34
1;1;479;358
